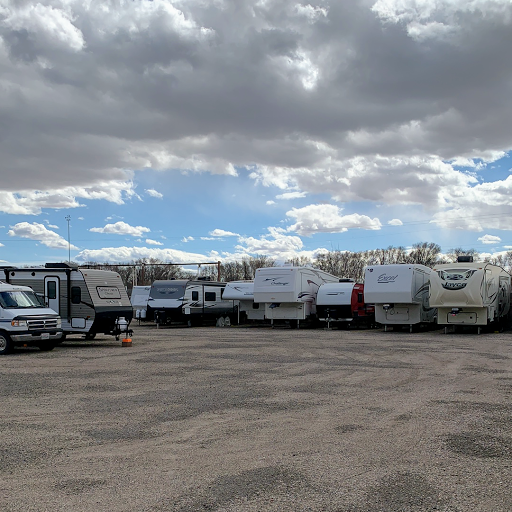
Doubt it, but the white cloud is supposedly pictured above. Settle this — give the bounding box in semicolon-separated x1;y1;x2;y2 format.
145;238;163;246
478;234;501;245
275;191;307;200
200;237;216;240
90;221;150;237
209;229;239;237
286;204;382;236
182;236;195;242
75;246;210;264
388;219;403;226
266;200;276;205
8;222;79;250
146;188;163;199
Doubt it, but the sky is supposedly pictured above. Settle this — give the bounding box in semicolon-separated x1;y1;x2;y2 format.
1;0;512;269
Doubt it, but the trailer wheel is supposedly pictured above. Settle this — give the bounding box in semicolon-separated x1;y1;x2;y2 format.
0;332;13;355
216;317;226;327
84;332;96;340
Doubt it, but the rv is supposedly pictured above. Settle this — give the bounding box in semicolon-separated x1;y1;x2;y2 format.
0;281;63;354
147;278;235;326
1;263;133;340
222;281;265;323
253;266;340;327
364;264;436;331
317;280;375;328
430;256;511;333
130;285;151;320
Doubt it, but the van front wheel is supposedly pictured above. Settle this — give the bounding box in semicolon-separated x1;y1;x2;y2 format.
0;333;13;355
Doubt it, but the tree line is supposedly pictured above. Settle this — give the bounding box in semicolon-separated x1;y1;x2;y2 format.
79;242;512;291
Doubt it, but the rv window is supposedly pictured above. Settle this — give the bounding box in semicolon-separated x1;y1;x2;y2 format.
47;281;57;300
358;293;363;303
205;292;216;302
71;286;81;304
192;291;199;301
252;303;260;310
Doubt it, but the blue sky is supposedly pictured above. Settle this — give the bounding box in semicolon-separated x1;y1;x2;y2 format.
1;0;512;268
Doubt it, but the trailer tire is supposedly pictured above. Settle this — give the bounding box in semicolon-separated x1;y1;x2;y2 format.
216;317;226;327
224;316;231;327
84;332;96;340
0;332;13;355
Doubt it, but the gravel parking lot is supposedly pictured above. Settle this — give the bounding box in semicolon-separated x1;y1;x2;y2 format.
2;323;512;512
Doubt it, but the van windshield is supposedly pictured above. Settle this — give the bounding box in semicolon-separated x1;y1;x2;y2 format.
0;291;43;309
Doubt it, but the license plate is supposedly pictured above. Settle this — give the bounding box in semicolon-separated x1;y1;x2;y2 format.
41;333;50;340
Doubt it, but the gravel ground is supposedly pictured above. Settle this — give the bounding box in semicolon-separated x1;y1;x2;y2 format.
1;323;511;512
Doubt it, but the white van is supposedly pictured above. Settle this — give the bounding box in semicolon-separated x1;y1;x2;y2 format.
0;281;63;355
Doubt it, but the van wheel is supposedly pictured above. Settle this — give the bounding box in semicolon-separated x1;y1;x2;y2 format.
0;333;13;355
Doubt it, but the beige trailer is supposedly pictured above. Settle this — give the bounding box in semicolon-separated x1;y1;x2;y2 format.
430;256;511;333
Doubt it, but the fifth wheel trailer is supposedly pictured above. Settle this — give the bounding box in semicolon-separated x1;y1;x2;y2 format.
253;266;340;327
1;263;133;340
364;264;436;332
429;256;511;332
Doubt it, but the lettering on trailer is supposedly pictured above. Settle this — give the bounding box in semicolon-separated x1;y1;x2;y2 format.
377;274;399;283
97;286;121;299
263;278;289;286
438;269;476;290
233;286;253;296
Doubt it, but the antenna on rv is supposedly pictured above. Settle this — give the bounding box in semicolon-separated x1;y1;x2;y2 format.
65;215;71;263
196;264;201;278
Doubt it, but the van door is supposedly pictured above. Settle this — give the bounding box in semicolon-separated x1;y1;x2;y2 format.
45;276;60;314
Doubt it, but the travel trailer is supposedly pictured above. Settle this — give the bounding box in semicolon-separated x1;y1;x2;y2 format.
1;263;133;340
317;280;375;328
430;256;511;333
364;264;436;331
147;278;235;326
222;281;265;323
130;285;151;321
253;266;340;327
0;281;63;354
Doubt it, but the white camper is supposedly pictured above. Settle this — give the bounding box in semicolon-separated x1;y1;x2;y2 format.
430;257;511;332
317;280;375;328
222;281;265;322
147;278;236;326
364;264;436;331
1;263;133;340
130;285;151;320
253;267;340;327
0;281;63;354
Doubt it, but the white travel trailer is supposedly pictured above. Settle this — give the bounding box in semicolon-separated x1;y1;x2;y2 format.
364;264;436;331
130;285;151;320
147;278;236;326
317;280;375;329
222;281;265;323
1;263;133;340
0;281;63;354
430;256;511;333
253;267;340;327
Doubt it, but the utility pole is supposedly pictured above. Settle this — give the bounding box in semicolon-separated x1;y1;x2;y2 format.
65;215;71;263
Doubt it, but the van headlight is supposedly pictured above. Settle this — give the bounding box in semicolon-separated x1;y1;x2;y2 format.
11;319;28;328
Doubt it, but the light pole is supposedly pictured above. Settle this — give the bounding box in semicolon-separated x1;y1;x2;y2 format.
65;215;71;263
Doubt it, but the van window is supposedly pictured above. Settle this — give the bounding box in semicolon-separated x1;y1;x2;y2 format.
71;286;81;304
47;281;57;300
192;291;199;301
205;292;216;302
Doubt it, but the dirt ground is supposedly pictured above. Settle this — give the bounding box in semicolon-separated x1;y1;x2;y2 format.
1;323;512;512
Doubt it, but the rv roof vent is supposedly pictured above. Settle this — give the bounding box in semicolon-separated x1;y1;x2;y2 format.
457;256;474;263
197;276;211;281
45;262;78;268
339;278;355;282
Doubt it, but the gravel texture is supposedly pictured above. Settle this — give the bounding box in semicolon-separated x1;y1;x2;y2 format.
1;323;511;511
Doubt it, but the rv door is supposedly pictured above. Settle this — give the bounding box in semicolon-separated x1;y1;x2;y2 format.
44;276;60;314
